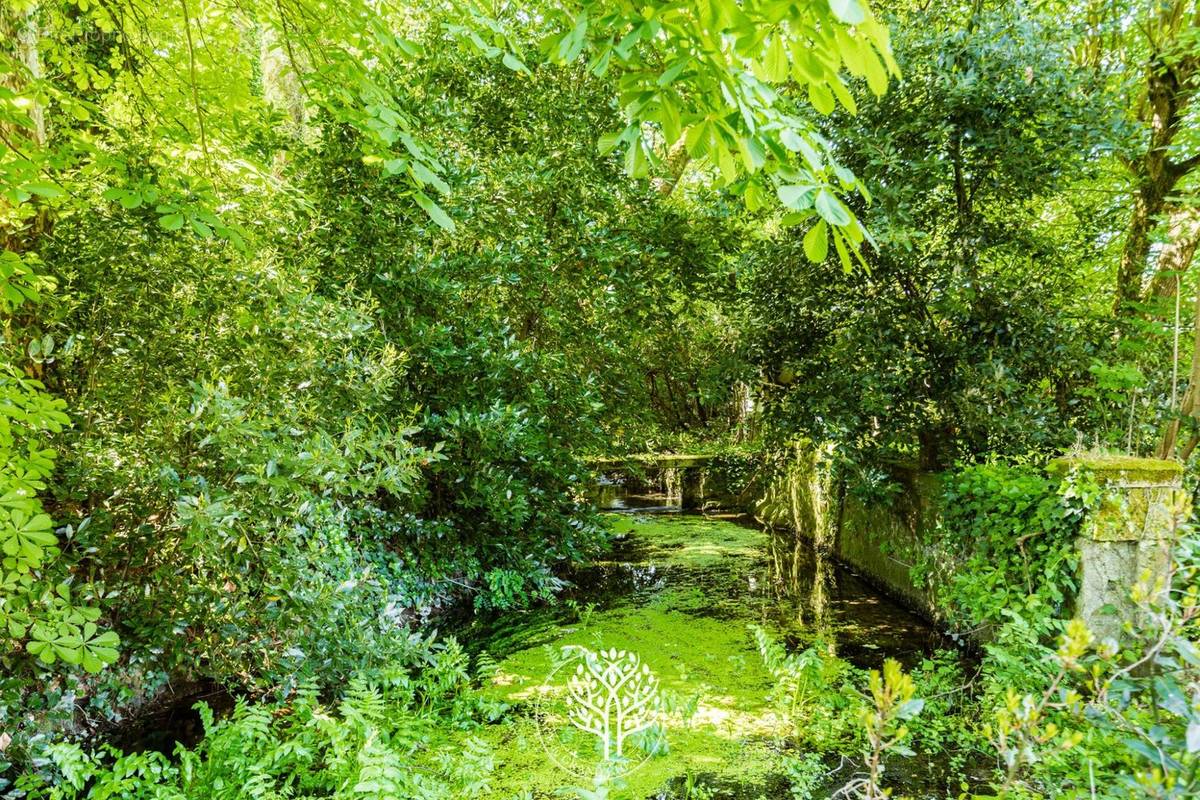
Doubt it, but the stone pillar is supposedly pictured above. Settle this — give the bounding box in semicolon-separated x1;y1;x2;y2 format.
681;469;704;511
1049;456;1188;641
661;467;682;506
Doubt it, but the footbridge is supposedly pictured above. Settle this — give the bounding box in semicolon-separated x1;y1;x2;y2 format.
590;453;734;510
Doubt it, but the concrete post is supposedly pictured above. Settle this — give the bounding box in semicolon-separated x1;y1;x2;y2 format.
1050;456;1187;641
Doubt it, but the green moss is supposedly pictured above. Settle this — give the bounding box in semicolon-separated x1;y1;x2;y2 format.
473;604;786;797
610;514;767;567
591;454;715;470
1047;454;1183;484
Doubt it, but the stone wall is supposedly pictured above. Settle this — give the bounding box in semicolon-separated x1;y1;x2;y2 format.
751;444;943;618
753;446;1187;637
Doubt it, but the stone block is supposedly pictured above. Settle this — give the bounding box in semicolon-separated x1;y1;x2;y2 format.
1049;455;1187;640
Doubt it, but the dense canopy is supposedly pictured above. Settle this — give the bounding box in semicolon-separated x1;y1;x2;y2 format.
3;1;1200;798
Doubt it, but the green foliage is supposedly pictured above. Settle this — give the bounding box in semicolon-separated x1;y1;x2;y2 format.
0;251;119;777
903;651;983;768
782;753;825;800
855;658;924;799
985;510;1200;799
742;1;1123;468
702;448;761;498
0;114;609;770
13;636;501;799
530;0;898;264
751;624;864;754
752;626;931;798
925;463;1084;635
3;2;1199;798
1;0;894;259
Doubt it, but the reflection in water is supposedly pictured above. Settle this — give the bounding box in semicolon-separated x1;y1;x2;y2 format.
759;523;949;668
596;489;950;669
766;525;837;656
811;548;836;654
662;468;682;506
604;491;681;513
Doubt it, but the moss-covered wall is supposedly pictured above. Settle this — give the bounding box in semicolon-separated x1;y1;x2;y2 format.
755;447;1187;638
752;443;837;549
834;472;942;617
751;444;943;620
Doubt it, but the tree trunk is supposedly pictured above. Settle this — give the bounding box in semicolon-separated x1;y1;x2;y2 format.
1157;282;1200;458
653;139;691;197
2;4;48;250
1113;2;1200;313
1117;186;1168;311
1156;207;1200;458
1;5;45;147
13;12;43;147
1146;205;1200;300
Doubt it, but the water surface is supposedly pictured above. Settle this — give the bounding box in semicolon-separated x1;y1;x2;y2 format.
466;506;972;798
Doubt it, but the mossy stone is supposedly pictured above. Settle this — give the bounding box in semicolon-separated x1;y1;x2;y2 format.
1047;454;1183;486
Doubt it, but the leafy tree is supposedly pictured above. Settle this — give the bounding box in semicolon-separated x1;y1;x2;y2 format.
1;0;905;774
743;1;1121;466
1070;1;1200;314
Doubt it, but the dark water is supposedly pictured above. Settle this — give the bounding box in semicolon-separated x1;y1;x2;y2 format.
590;491;954;670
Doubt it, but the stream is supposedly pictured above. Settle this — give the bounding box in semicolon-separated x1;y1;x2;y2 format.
109;492;979;797
464;492;977;799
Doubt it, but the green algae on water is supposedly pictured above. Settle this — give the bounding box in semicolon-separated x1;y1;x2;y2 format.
459;512;958;798
467;515;794;798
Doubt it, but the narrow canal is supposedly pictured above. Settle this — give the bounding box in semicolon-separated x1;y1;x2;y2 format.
464;493;977;798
